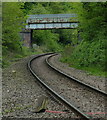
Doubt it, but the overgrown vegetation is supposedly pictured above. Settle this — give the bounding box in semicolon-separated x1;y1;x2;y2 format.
2;2;106;77
61;2;107;77
2;2;26;67
27;2;75;52
2;2;43;67
32;30;62;52
2;2;24;52
2;2;75;67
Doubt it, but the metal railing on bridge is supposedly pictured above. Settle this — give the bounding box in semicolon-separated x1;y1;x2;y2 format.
26;14;78;30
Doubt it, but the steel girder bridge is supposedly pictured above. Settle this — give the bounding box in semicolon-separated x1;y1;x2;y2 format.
26;14;78;30
21;14;78;47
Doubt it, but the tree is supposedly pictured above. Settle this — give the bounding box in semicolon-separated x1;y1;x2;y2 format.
69;2;107;70
29;3;49;14
2;2;25;52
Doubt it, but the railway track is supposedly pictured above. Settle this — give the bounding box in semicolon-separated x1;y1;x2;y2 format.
28;53;106;120
46;54;107;97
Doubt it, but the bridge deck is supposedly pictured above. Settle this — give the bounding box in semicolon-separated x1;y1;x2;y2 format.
26;14;78;30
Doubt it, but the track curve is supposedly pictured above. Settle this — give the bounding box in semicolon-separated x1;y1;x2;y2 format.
46;54;107;97
28;53;106;119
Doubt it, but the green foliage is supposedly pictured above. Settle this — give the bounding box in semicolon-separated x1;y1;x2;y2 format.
28;3;73;52
61;2;107;76
61;39;106;77
71;2;106;70
71;40;105;69
45;2;73;14
55;29;78;45
29;3;49;14
60;45;74;64
2;46;43;68
3;2;75;68
2;2;25;52
3;2;106;77
2;2;27;68
33;30;62;52
24;2;73;14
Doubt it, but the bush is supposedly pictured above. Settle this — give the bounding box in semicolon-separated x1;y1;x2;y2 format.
69;39;105;70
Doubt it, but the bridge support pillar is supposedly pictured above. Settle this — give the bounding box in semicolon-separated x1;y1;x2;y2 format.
30;29;33;48
20;29;32;48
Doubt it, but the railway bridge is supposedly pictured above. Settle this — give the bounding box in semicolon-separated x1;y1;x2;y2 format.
21;14;78;47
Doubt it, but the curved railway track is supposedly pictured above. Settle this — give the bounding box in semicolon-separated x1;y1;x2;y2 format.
46;54;107;96
28;53;106;120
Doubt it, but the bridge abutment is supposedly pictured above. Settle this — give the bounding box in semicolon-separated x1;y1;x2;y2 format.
20;29;32;48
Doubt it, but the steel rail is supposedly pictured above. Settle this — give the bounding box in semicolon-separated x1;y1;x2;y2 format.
28;53;90;120
46;53;107;97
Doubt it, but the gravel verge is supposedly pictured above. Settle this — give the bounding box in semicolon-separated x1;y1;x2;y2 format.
2;55;77;119
31;55;106;119
49;54;106;92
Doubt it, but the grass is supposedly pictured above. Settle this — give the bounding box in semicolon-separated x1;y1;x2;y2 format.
72;65;106;77
60;45;106;78
2;47;43;68
60;55;106;78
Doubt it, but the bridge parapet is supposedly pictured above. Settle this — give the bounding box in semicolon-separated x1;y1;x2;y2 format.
27;14;78;24
26;14;78;30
